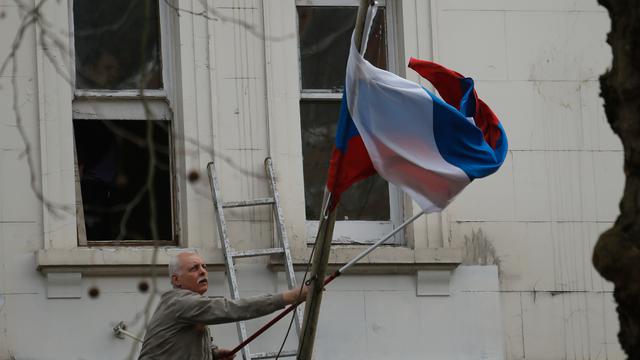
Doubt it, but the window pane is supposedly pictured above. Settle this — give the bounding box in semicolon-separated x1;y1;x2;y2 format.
73;120;173;241
73;0;163;90
301;101;389;221
298;6;387;90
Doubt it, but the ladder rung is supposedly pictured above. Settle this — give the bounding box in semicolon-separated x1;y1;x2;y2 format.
222;197;275;208
251;350;297;359
230;247;285;258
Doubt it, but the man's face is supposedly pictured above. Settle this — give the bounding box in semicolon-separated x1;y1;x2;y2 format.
91;52;120;87
172;253;209;295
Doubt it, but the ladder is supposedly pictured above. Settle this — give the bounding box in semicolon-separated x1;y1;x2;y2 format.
206;157;302;360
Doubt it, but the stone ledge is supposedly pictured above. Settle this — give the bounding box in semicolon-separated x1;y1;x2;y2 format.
36;246;462;275
36;247;226;275
271;246;463;274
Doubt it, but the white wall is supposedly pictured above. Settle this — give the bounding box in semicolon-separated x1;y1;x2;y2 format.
0;0;625;359
431;0;624;358
0;265;504;360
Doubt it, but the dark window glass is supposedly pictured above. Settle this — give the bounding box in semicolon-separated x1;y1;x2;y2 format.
298;6;387;90
73;0;163;90
298;6;390;221
73;120;173;241
301;101;389;220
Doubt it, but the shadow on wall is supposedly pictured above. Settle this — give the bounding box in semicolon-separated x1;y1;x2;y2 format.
462;228;500;267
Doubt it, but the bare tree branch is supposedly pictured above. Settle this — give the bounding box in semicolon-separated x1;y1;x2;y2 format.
163;0;294;41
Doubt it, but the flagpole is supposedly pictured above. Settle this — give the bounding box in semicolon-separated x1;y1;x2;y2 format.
296;190;336;360
296;2;372;359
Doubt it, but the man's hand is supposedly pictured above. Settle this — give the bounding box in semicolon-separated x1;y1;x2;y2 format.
213;348;236;360
282;285;309;305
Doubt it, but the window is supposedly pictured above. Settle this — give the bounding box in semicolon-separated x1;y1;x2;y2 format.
296;0;403;243
71;0;176;245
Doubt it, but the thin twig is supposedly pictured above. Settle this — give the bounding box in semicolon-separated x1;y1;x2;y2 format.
162;0;294;41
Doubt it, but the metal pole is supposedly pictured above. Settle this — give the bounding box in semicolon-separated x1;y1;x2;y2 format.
113;321;144;343
338;210;425;274
297;190;337;360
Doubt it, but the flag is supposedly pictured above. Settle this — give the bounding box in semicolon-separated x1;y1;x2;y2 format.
325;94;376;210
326;35;508;213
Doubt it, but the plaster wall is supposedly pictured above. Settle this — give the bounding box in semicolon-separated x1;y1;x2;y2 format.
0;0;625;359
433;0;624;358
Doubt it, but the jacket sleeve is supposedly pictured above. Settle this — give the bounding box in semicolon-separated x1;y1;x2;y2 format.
174;291;287;325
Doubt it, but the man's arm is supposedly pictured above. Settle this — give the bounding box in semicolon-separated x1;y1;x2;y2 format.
175;286;308;325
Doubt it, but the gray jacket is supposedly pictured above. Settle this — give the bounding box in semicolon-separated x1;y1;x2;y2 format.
138;288;286;360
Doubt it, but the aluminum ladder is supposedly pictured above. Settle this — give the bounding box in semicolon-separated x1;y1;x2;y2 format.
206;157;302;360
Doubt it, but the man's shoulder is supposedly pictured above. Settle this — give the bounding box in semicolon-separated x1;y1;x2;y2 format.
162;288;202;302
151;289;202;321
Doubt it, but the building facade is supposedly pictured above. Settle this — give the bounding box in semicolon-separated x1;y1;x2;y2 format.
0;0;622;359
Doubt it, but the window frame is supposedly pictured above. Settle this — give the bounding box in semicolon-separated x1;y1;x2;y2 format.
69;0;179;246
262;0;463;272
34;0;198;275
296;0;404;245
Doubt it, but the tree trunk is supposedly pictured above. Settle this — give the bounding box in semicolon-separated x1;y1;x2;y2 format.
592;0;640;358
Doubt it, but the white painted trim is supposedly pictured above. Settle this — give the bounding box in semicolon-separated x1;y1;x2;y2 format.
35;0;183;269
158;0;174;100
306;220;397;244
70;0;174;97
36;246;462;275
74;89;167;98
300;91;343;100
296;0;405;243
163;0;186;246
385;0;399;75
37;0;77;251
68;0;77;88
262;0;309;258
296;0;387;6
36;247;226;274
72;99;171;120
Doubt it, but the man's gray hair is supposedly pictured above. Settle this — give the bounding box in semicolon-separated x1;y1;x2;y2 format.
168;255;182;278
168;250;199;287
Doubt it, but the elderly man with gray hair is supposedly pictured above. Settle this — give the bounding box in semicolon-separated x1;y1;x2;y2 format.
138;251;308;360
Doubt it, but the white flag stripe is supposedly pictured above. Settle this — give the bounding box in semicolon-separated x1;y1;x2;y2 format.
345;36;470;212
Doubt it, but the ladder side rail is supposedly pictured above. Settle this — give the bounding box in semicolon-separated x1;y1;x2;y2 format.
265;158;304;335
206;161;242;299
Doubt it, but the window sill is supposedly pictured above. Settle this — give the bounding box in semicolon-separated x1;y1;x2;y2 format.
36;245;462;276
270;246;463;274
36;247;226;276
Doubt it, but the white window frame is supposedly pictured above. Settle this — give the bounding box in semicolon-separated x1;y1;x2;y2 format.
296;0;404;245
262;0;462;271
34;0;203;274
70;0;178;246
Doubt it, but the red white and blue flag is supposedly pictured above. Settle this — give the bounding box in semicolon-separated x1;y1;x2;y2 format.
326;36;508;213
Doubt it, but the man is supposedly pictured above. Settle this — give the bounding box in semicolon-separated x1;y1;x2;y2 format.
139;251;308;360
